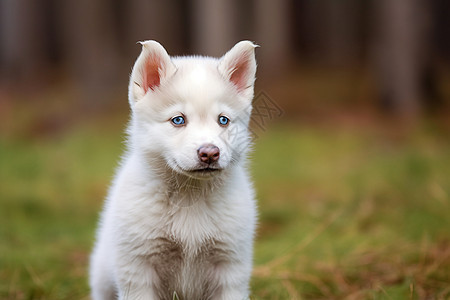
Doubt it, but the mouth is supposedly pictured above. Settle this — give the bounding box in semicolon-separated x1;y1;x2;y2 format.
189;167;222;173
178;166;223;178
170;160;223;178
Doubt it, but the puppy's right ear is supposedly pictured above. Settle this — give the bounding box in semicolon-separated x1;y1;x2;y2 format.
129;40;177;103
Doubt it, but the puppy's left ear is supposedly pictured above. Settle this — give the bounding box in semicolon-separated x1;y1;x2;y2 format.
218;41;258;95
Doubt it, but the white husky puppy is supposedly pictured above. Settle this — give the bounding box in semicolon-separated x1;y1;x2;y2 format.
89;40;258;300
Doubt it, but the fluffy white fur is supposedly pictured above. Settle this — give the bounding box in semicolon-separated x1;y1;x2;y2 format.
90;40;258;300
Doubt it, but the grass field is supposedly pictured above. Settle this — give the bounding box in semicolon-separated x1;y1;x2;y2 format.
1;113;449;299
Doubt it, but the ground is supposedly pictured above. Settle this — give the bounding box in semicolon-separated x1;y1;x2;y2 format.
0;89;449;299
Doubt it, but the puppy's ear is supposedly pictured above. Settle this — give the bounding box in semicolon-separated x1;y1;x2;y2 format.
129;40;177;103
218;41;258;95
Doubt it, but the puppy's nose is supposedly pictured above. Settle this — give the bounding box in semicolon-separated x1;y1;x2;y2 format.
197;144;220;164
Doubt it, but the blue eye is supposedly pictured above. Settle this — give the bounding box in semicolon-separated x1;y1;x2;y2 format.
218;116;230;126
171;116;185;126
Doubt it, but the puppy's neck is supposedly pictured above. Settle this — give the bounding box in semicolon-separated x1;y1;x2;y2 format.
164;170;228;208
138;152;230;207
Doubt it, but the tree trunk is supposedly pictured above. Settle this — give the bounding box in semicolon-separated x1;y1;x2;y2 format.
123;0;187;58
190;0;236;57
371;0;430;118
58;0;121;105
0;0;47;87
254;0;290;73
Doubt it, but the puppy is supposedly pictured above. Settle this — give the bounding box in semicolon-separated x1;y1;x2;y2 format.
90;40;258;300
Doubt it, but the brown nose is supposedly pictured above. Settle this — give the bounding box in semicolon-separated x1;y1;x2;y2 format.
197;144;220;164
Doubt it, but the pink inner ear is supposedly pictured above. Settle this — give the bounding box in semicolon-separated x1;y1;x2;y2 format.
229;58;249;92
143;55;161;92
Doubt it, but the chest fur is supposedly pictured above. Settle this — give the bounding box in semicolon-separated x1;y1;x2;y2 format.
143;235;231;300
117;200;235;299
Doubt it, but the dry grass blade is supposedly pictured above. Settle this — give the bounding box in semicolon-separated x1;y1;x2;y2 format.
281;279;301;300
254;208;345;276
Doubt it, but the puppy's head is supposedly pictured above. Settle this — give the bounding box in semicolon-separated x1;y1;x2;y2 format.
128;40;257;179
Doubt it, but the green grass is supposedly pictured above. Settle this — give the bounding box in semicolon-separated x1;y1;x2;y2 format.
251;125;450;299
1;118;449;299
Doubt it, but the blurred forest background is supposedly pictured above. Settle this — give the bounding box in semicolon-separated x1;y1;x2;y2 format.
1;0;449;123
1;0;450;299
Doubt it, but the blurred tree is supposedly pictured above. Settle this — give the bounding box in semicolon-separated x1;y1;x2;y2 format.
0;0;48;87
371;0;435;118
58;0;122;105
299;0;361;65
190;0;237;56
255;0;291;73
122;0;188;58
